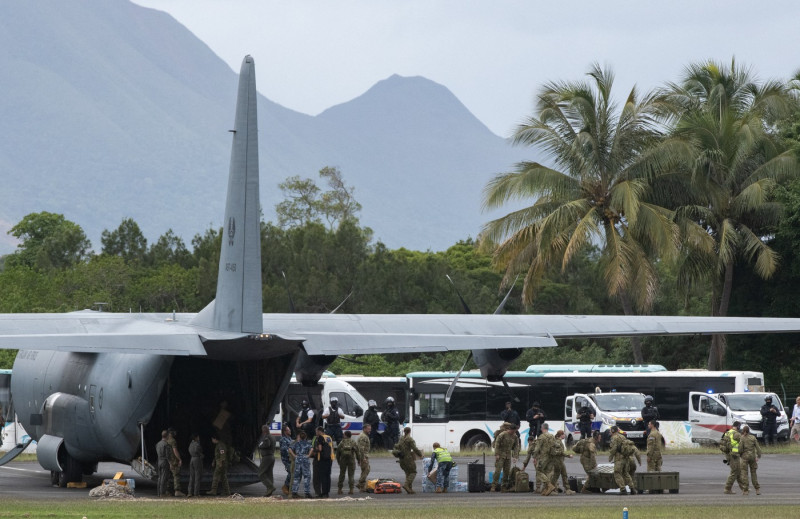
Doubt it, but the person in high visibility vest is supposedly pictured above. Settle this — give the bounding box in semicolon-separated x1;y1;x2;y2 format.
723;421;745;494
429;442;453;493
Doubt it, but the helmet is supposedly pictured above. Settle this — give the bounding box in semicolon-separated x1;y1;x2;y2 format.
330;397;338;404
301;399;309;408
644;395;654;405
386;396;395;405
368;399;377;407
765;396;773;403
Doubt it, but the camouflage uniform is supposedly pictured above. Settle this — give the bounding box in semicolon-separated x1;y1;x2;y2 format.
167;435;183;495
357;432;371;490
492;428;519;491
575;437;597;493
549;438;570;491
608;432;637;494
187;439;204;497
395;433;422;493
291;437;312;496
208;440;231;496
533;431;556;493
646;428;664;472
279;434;294;494
739;432;762;494
336;436;361;494
722;428;745;493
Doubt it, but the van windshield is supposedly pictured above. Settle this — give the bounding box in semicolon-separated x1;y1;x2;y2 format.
724;393;782;412
592;394;644;412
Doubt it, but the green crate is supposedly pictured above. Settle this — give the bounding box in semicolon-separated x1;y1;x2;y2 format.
634;471;679;493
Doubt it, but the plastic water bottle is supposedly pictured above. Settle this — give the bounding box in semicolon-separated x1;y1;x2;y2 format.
623;507;628;519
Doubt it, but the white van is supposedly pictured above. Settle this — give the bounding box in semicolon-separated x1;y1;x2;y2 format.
688;391;789;444
270;378;370;438
565;392;648;447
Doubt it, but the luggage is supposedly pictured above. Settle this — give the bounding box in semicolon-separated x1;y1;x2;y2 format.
468;463;485;493
375;481;403;494
514;470;530;492
366;478;391;493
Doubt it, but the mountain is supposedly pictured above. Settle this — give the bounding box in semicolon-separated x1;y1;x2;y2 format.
0;1;531;254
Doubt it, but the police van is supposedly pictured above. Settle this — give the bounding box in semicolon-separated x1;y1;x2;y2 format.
564;392;649;447
269;376;372;438
688;391;789;444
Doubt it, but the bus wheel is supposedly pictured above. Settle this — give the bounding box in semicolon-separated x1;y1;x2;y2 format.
462;432;491;451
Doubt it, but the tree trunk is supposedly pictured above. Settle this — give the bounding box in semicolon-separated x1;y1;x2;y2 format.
619;291;645;364
707;263;734;370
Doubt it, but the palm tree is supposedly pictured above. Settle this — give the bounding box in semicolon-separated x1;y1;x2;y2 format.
662;60;800;370
481;64;683;363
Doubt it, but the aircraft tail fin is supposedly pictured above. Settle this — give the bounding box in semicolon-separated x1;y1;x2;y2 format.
193;56;263;334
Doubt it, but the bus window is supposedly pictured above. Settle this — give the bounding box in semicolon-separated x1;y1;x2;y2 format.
415;393;446;420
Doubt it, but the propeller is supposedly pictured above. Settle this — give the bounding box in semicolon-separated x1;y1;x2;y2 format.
443;274;521;404
330;290;353;314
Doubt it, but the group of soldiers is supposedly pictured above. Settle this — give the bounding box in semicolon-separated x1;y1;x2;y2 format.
155;428;231;498
487;418;667;496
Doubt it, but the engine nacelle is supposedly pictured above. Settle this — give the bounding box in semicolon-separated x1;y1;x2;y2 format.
36;434;65;472
473;348;523;382
294;351;337;386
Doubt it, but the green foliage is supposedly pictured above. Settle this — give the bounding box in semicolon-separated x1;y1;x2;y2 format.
101;217;148;263
5;211;91;270
276;166;364;231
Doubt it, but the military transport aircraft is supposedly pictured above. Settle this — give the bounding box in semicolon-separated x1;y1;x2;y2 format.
2;56;800;487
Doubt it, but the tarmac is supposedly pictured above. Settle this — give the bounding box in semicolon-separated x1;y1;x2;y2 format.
2;453;800;506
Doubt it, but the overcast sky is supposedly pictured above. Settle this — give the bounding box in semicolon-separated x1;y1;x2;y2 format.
133;1;800;136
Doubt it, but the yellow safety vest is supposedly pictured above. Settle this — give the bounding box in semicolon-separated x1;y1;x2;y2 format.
433;447;452;463
726;429;739;454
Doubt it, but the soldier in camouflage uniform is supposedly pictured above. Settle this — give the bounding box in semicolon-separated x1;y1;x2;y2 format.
522;436;540;492
394;427;423;494
646;421;664;472
336;430;361;494
491;423;519;492
155;430;172;498
738;425;762;495
167;428;185;497
550;430;575;494
533;423;557;495
290;431;313;499
357;424;372;491
722;421;745;494
608;426;637;495
575;430;600;493
206;434;231;496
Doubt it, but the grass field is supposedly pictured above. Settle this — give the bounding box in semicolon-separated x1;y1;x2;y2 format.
0;499;796;519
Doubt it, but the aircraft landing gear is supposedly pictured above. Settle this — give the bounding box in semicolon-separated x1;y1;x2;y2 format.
52;454;84;487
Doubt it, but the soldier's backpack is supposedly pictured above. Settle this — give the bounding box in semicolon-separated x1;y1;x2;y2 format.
621;438;637;457
572;438;587;454
719;431;732;454
508;465;520;484
514;470;530;493
339;440;354;457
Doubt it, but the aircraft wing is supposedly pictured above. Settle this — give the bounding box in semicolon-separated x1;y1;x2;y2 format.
263;313;800;356
0;312;208;355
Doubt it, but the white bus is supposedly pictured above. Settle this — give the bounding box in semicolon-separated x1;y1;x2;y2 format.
405;366;766;450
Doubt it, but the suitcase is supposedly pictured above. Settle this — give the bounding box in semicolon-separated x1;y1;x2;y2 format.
468;463;485;493
375;481;403;494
